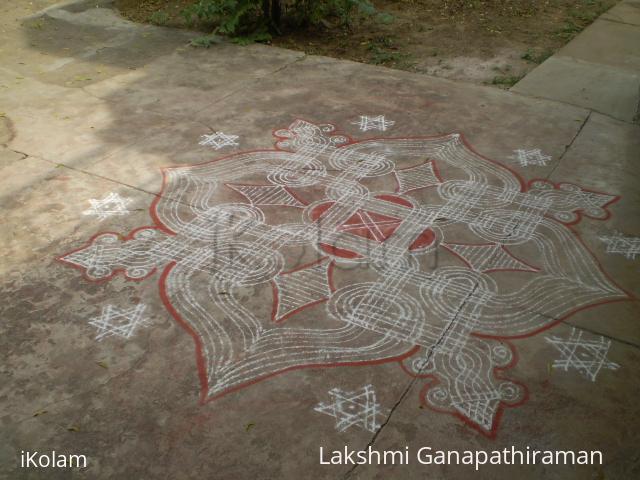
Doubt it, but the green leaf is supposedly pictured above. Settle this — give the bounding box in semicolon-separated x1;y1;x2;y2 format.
189;35;222;48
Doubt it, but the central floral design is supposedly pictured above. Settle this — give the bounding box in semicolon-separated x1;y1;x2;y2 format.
309;194;436;260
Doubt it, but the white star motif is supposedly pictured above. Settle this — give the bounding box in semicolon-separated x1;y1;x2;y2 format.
88;304;149;341
508;149;551;167
198;132;239;150
599;231;640;260
82;192;132;221
352;115;395;132
545;328;619;382
314;384;388;432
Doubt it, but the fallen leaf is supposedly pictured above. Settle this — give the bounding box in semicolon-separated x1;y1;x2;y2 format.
33;410;48;417
245;422;255;432
67;426;79;432
96;361;108;369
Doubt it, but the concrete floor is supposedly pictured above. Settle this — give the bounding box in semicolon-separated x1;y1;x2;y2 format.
513;0;640;123
1;1;639;479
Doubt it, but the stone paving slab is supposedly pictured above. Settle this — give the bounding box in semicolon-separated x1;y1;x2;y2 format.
512;56;640;123
1;73;177;168
559;18;640;72
513;1;640;123
1;1;639;479
602;0;640;25
83;44;305;119
1;4;196;86
0;159;161;418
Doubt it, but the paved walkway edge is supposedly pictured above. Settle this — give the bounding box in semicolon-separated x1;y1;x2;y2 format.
512;0;640;123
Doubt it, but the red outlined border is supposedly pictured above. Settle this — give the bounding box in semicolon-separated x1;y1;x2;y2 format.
225;182;308;208
393;159;444;194
270;257;336;324
160;258;420;405
400;340;529;439
474;222;636;342
56;117;635;438
54;226;165;282
442;242;541;274
526;178;620;226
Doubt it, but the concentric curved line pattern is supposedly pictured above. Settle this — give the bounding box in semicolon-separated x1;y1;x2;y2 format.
58;118;631;438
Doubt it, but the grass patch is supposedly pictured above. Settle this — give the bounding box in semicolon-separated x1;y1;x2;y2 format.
149;11;170;25
366;36;414;67
491;74;524;88
116;0;618;85
521;48;553;64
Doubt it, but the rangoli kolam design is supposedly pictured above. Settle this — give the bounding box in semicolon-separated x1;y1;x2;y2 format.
58;119;631;437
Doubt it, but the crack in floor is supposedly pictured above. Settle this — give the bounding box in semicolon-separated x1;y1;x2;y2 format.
545;110;592;181
343;282;479;479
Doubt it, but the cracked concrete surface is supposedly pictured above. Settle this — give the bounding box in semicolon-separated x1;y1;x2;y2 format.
1;1;639;479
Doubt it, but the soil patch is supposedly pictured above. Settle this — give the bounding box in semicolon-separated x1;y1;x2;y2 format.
115;0;617;87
